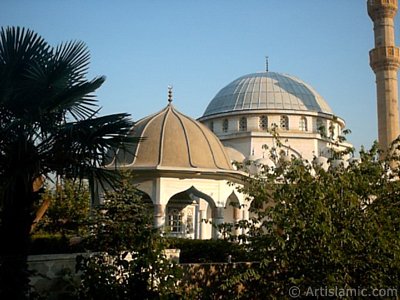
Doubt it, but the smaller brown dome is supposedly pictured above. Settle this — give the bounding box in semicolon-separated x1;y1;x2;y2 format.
110;104;234;173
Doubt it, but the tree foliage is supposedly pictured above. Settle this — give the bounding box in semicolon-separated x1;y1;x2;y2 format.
76;174;182;300
223;142;400;299
33;179;90;236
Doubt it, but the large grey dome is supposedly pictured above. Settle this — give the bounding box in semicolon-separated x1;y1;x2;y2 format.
203;72;333;117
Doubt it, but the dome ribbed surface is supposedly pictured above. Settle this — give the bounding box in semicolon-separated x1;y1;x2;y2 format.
114;104;233;171
203;72;333;117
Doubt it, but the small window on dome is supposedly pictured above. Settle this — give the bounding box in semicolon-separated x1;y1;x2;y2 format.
280;115;289;130
222;119;229;133
299;117;307;131
239;117;247;132
209;121;214;132
259;115;268;131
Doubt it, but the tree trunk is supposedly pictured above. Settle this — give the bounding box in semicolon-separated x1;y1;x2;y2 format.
30;197;49;233
0;175;34;299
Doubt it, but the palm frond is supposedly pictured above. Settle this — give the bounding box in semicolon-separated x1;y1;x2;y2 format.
52;40;90;84
40;113;139;181
32;76;104;122
21;42;103;122
0;28;103;123
0;27;51;111
0;26;50;66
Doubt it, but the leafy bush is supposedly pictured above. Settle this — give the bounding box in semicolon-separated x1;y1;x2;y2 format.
29;234;84;255
225;142;400;299
33;180;90;236
76;175;182;299
166;238;248;263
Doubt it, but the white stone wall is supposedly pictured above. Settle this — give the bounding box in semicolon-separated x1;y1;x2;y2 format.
28;250;181;298
204;112;350;163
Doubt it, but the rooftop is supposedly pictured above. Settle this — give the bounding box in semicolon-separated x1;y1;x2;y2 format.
202;72;333;117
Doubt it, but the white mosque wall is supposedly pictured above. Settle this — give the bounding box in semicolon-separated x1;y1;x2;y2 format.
203;113;350;165
222;138;252;159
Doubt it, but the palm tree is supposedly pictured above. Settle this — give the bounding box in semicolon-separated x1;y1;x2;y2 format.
0;27;136;298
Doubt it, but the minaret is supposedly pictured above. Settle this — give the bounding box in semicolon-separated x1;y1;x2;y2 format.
368;0;400;152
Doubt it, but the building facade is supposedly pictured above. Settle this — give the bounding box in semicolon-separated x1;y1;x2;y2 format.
198;72;352;171
104;70;352;239
106;102;247;239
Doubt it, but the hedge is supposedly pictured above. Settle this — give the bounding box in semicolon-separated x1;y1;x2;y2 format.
29;234;84;255
166;238;248;263
30;234;248;264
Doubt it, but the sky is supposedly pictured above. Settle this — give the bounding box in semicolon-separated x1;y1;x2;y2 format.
2;0;400;151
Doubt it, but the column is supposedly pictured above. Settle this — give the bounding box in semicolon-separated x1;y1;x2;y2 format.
212;207;224;239
242;208;250;236
199;209;207;239
154;204;166;229
233;206;241;236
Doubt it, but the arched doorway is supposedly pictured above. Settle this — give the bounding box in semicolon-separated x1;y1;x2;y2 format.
166;186;217;239
224;192;242;237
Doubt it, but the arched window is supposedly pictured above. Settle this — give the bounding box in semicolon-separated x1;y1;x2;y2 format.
280;115;289;130
299;117;307;131
259;115;268;130
167;208;182;233
209;121;214;132
239;117;247;132
222;119;229;133
328;121;334;137
316;118;326;135
316;118;323;131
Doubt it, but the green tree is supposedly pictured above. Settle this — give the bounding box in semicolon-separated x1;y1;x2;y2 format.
76;175;182;299
0;27;136;298
33;179;90;236
223;142;400;299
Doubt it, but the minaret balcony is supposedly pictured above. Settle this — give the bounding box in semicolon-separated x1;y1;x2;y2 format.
370;46;400;71
368;0;398;19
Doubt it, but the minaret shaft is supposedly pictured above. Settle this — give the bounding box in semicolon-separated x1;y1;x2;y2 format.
368;0;400;151
376;70;400;148
373;16;395;47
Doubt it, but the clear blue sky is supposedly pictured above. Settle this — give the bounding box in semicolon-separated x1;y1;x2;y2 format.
2;0;400;150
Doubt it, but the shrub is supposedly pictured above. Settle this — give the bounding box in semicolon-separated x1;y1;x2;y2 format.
30;234;84;255
33;180;90;236
166;238;248;263
76;175;182;299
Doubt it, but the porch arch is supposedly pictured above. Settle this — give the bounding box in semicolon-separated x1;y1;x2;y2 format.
166;186;218;239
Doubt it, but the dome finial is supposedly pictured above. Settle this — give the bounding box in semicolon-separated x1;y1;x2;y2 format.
265;55;269;72
168;85;173;104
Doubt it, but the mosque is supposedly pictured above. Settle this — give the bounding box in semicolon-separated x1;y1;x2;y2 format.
104;0;400;240
105;71;352;239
